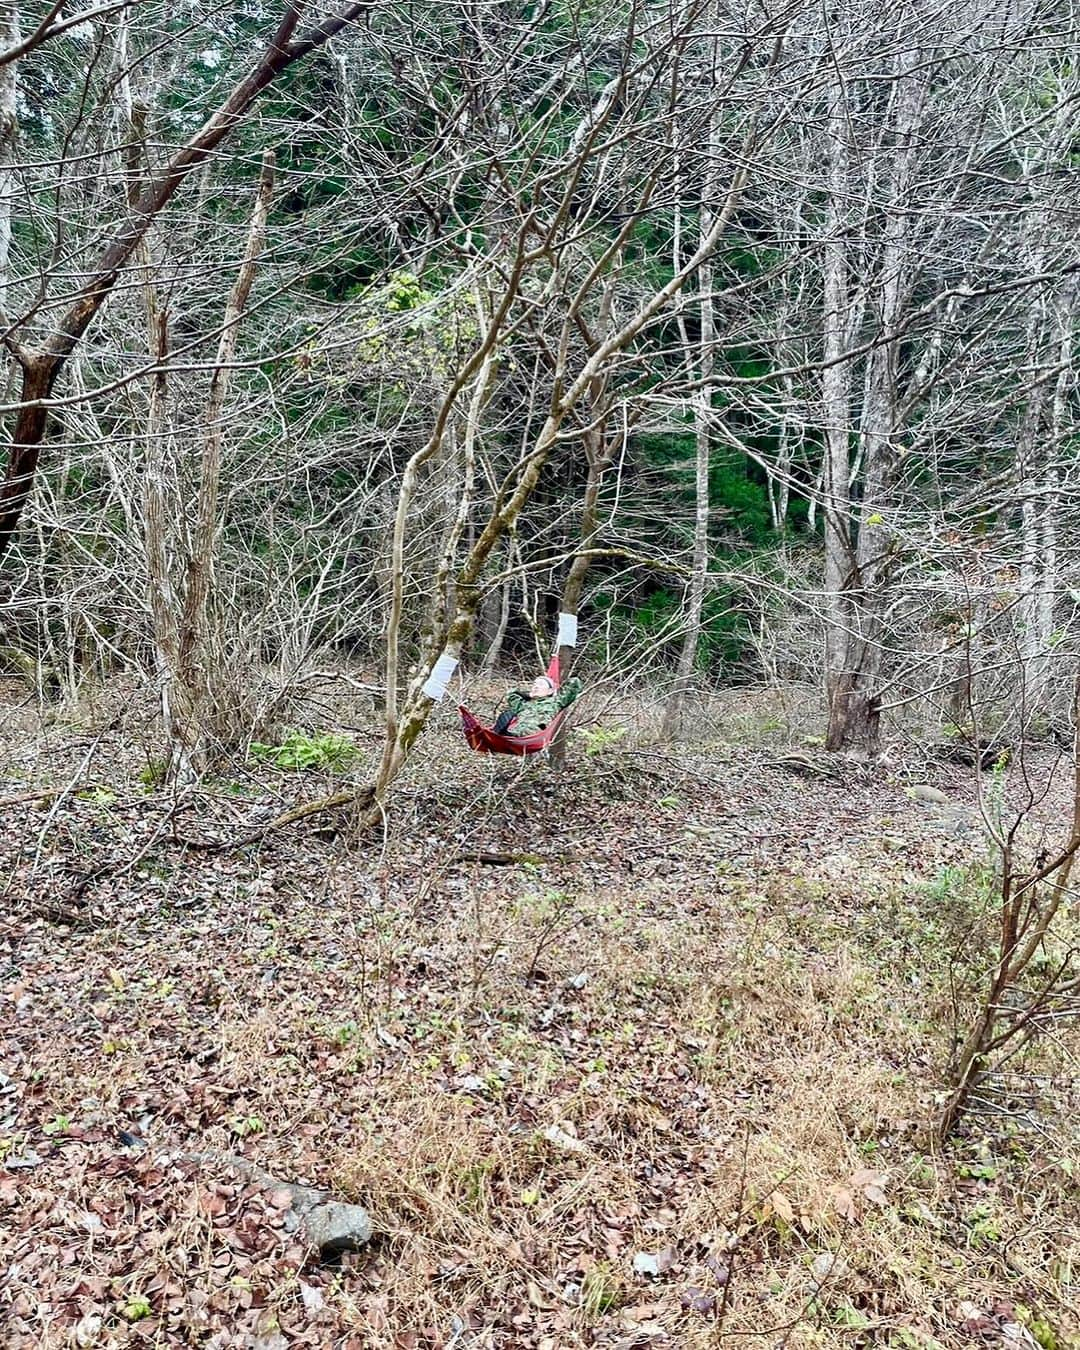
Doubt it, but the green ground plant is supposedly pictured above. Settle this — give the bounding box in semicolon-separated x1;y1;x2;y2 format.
249;729;360;772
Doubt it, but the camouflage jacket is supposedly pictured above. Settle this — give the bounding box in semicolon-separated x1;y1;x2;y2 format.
496;678;582;735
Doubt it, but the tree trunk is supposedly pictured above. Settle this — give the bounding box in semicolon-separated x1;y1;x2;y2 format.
661;341;712;739
1039;284;1074;692
662;19;718;740
825;54;924;752
0;359;57;550
550;423;619;768
142;308;180;751
479;544;512;673
166;150;274;779
1017;269;1070;721
821;79;854;746
0;0;17;321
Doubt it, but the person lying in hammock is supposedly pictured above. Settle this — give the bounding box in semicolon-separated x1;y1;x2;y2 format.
492;673;583;737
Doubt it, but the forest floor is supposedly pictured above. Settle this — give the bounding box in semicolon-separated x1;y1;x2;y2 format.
0;678;1077;1350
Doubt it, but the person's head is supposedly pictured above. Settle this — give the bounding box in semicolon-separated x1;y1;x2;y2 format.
529;674;555;699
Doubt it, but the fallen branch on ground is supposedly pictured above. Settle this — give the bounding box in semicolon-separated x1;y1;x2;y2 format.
766;750;845;781
176;785;377;851
452;849;559;865
0;790;60;809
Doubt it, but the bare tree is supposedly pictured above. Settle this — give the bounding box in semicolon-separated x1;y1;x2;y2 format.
823;43;928;750
0;2;367;567
662;13;720;739
141;152;276;781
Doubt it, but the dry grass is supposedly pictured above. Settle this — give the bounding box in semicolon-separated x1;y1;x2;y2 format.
1;684;1078;1348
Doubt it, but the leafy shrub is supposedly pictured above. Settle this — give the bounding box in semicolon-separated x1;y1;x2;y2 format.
250;729;359;772
581;725;626;756
137;757;167;789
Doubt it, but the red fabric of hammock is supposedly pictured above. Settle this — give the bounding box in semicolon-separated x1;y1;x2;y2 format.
458;653;563;755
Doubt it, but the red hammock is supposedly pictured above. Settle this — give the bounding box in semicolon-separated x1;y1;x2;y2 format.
458;653;565;755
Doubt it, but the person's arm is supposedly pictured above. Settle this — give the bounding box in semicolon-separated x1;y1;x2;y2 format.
493;691;527;734
556;678;583;711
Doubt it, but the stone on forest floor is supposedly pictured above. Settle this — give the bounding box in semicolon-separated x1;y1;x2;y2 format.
809;1251;848;1289
300;1199;374;1255
907;784;949;805
174;1150;374;1258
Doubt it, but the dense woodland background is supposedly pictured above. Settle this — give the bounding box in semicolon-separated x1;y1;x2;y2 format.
1;3;1079;1348
0;0;1075;779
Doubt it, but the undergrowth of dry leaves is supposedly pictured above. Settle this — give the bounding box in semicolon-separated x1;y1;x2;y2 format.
0;679;1077;1349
